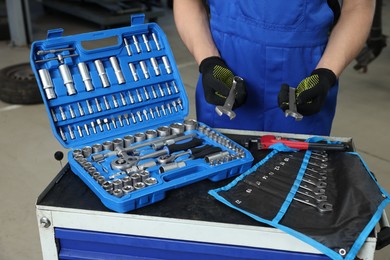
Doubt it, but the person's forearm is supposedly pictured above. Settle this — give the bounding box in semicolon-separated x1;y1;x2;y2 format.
316;0;375;77
173;0;219;65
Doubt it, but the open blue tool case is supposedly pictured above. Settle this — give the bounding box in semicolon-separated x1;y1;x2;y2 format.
30;14;254;213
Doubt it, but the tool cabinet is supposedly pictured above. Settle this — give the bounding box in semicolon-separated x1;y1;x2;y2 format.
36;130;377;260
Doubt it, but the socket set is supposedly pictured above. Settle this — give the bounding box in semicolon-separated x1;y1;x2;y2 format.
30;14;253;212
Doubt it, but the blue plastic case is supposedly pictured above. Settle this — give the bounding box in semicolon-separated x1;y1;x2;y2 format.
30;14;254;213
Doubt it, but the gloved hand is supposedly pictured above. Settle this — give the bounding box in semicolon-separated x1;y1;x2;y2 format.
278;68;337;116
199;56;247;107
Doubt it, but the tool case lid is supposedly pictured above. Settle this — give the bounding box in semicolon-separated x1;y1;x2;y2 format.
30;14;189;149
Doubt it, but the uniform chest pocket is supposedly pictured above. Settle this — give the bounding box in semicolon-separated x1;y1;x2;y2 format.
235;0;306;30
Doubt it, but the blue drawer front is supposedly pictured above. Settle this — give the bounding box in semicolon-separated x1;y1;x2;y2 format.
55;228;329;259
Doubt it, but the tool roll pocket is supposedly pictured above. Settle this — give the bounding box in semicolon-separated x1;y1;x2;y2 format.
210;148;390;260
210;150;306;221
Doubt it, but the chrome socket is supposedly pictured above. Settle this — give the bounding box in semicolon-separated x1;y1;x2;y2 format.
159;161;186;173
129;63;139;81
102;141;114;151
162;56;172;74
134;132;146;142
94;60;110;88
124;135;135;148
170;123;185;134
144;177;158;186
123;185;134;194
38;69;56;99
145;129;157;139
113;179;123;190
184;119;198;131
157;126;170;137
134;182;146;190
109;56;125;84
92;144;103;153
140;60;150;79
82;146;92;157
77;62;94;91
59;64;77;95
150;57;160;76
113;189;124;197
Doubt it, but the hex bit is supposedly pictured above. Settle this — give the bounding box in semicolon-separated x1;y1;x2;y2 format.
86;100;94;114
152;33;161;50
151;86;158;99
84;124;90;136
90;122;97;134
136;89;143;102
120;93;127;106
128;91;135;104
68;125;75;139
59;106;67;120
96;119;104;132
59;127;66;141
123;37;132;56
165;82;172;95
112;95;119;108
129;62;139;81
103;118;111;130
77;125;83;137
172;81;179;93
142;34;151;52
95;98;102;112
103;96;110;110
77;102;85;116
131;113;137;124
143;87;150;100
132;35;141;53
123;114;130;125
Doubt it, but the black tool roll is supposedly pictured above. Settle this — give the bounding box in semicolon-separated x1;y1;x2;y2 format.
210;143;390;260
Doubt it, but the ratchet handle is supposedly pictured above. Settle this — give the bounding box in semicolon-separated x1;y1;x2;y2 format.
166;138;203;153
189;144;214;155
192;146;222;159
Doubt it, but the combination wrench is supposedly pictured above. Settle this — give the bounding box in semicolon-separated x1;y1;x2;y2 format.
296;189;328;203
284;86;303;121
301;176;327;189
215;76;243;120
293;195;333;213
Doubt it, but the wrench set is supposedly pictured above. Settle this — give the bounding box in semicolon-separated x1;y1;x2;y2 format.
221;151;334;217
30;15;253;212
210;141;390;259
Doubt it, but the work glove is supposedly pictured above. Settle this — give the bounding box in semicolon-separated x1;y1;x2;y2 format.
278;68;337;116
199;56;247;107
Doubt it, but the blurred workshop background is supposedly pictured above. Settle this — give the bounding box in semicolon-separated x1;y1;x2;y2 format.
0;0;389;259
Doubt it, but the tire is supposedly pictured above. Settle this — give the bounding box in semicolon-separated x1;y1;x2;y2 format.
0;63;43;104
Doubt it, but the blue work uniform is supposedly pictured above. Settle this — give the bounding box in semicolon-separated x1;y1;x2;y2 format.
196;0;339;136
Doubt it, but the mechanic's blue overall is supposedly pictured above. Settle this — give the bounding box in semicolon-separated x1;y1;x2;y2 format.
196;0;339;136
